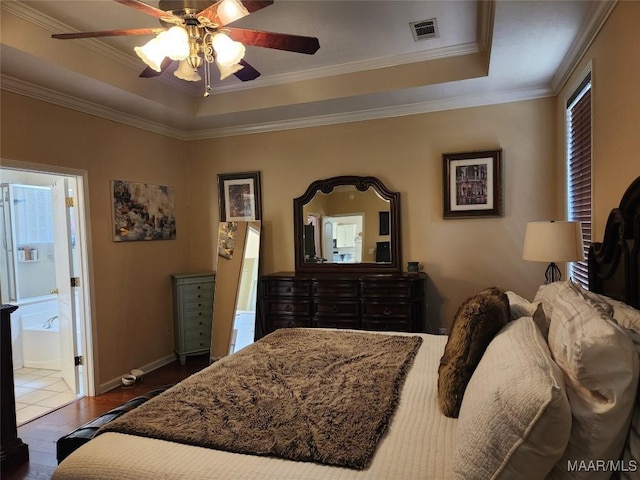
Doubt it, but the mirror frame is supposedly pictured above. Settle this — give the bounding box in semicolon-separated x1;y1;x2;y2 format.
294;176;401;273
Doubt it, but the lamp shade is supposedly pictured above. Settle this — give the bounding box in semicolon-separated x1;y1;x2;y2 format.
174;60;202;81
522;221;584;262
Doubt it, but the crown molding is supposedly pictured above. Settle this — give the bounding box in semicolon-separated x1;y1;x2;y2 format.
1;75;187;140
3;0;481;96
550;0;617;94
184;86;553;140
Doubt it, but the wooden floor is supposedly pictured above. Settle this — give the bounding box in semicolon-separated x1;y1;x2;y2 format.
3;354;210;480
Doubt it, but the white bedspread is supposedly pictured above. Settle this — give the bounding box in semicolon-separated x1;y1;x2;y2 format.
53;332;457;480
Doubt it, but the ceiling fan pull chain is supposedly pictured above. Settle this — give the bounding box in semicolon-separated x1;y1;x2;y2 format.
204;61;212;98
203;33;214;97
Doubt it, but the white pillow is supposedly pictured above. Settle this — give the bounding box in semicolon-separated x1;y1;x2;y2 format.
506;290;547;337
547;282;639;479
576;283;640;332
451;317;572;479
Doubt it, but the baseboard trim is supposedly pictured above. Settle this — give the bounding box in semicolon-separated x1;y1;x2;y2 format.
99;353;177;394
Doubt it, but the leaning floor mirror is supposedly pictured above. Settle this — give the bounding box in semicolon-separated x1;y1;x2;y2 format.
210;221;261;361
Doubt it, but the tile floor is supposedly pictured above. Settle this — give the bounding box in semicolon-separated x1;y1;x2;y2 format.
14;368;81;425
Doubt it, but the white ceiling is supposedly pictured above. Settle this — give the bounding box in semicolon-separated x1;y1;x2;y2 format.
0;0;615;139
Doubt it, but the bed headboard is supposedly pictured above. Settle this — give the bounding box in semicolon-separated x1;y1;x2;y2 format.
588;176;640;309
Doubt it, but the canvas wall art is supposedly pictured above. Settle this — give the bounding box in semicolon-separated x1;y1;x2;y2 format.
112;180;176;241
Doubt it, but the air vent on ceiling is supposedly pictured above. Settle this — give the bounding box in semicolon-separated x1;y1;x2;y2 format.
410;18;439;42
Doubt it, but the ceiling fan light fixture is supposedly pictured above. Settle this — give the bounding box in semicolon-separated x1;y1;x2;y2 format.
158;26;189;61
216;61;244;80
211;32;245;66
217;0;250;25
134;37;166;72
174;59;202;81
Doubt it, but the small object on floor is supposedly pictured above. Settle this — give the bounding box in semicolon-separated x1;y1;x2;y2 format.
121;374;136;387
131;369;144;383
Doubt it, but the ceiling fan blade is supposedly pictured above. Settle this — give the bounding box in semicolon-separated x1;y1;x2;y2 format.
139;58;175;78
234;59;261;81
52;27;164;40
226;28;320;54
243;1;274;14
197;0;274;26
114;0;178;20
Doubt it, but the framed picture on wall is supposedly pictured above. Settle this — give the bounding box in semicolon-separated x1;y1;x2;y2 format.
442;149;503;219
111;179;176;241
217;171;262;222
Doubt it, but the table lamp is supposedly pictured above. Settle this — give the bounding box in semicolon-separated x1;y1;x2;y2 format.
522;221;584;284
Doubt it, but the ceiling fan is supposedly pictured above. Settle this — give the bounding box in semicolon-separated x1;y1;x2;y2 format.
51;0;320;96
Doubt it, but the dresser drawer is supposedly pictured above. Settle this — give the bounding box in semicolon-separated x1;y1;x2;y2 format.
268;316;312;330
312;281;359;297
363;318;412;332
361;300;413;318
313;318;360;329
184;337;211;351
313;299;359;317
361;282;414;298
265;280;311;297
182;290;214;305
185;327;211;342
184;316;212;331
265;299;312;316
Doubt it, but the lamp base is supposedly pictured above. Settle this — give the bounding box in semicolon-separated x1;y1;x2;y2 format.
544;262;562;284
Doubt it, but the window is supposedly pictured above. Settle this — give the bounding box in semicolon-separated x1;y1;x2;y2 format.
566;72;592;288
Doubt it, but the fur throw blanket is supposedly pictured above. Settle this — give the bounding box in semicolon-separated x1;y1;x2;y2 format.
99;329;422;469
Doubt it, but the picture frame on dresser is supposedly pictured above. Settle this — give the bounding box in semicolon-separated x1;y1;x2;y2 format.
442;149;503;219
217;171;262;222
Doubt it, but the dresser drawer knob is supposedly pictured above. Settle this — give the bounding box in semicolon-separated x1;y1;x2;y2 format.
285;304;293;312
286;287;292;293
383;307;392;316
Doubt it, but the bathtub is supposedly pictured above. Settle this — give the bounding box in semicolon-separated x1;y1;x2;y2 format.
20;306;61;370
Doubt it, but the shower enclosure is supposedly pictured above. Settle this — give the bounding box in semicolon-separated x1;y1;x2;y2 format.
1;183;57;303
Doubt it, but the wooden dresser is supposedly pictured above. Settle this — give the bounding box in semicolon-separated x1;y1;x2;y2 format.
261;272;427;334
171;272;216;365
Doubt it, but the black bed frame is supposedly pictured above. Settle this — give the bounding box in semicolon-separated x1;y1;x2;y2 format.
589;176;640;309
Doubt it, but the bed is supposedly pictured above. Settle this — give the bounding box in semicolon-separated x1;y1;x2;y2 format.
53;177;640;480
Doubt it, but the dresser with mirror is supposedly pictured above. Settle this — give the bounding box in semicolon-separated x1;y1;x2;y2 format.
261;176;427;335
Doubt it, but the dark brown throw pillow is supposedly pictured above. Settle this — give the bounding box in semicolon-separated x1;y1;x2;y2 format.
437;287;510;418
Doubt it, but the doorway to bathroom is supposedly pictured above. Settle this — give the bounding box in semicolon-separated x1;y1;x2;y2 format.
0;163;94;425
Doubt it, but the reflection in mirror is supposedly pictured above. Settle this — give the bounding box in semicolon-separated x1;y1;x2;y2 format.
303;187;389;264
210;221;261;361
294;176;401;273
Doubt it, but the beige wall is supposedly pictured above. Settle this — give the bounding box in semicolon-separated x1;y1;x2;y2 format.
1;92;193;388
556;0;640;241
187;98;558;332
1;0;637;391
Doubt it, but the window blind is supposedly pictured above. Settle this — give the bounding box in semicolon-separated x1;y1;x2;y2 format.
566;74;592;288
